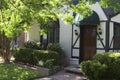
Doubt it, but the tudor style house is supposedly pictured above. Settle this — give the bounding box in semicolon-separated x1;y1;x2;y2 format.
59;2;120;64
16;2;120;65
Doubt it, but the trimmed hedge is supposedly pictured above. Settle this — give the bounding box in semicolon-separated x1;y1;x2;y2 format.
81;52;120;80
14;48;59;68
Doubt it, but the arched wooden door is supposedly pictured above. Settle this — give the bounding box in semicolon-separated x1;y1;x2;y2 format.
80;25;97;61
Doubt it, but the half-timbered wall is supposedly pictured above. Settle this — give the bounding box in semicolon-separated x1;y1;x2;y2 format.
24;2;120;65
96;22;106;53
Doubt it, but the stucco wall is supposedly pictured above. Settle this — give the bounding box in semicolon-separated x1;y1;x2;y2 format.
28;23;40;42
109;22;114;52
111;13;120;23
72;26;80;57
96;22;106;53
59;19;73;64
91;2;108;21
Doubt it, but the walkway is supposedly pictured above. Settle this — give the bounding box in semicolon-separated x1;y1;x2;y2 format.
35;67;86;80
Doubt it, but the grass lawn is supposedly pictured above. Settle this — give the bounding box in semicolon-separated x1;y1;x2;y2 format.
0;63;43;80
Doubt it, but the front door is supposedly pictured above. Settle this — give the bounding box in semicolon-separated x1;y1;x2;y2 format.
80;25;96;61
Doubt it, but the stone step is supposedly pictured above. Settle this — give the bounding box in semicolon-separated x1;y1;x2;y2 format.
64;66;83;75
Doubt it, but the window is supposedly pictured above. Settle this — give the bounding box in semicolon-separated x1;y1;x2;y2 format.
113;23;120;49
47;19;59;43
40;19;60;49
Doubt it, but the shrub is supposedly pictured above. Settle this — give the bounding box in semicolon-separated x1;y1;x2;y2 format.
81;60;107;80
14;48;59;68
93;52;120;79
81;52;120;80
47;43;64;54
44;59;55;69
23;41;41;50
47;43;68;66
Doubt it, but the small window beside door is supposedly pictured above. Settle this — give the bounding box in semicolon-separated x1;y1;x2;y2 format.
113;23;120;49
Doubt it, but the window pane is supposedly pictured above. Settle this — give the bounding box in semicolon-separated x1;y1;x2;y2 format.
114;23;120;49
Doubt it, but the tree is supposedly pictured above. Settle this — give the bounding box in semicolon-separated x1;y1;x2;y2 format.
100;0;120;12
0;0;119;62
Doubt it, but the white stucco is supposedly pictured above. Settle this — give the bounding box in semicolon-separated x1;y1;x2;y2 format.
71;25;80;64
28;23;40;42
109;22;114;48
96;22;106;53
73;26;80;48
91;2;108;21
111;13;120;23
97;22;106;48
59;18;80;65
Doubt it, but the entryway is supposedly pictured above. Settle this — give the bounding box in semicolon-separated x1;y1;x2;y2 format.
72;11;100;64
80;25;97;61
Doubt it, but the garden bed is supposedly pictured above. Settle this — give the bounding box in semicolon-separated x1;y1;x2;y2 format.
15;62;63;76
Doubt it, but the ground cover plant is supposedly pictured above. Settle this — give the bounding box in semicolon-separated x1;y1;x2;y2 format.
0;63;42;80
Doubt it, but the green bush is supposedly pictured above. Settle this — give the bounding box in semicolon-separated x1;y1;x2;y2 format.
0;63;42;80
93;52;120;79
23;41;41;50
47;43;64;54
47;43;68;66
81;52;120;80
14;48;59;68
44;59;55;69
81;60;107;80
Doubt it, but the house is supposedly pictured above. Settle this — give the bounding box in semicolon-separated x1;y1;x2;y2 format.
17;2;120;65
59;2;120;65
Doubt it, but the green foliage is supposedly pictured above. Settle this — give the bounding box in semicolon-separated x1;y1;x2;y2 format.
0;0;96;62
61;13;74;24
93;52;120;79
100;0;120;12
0;0;119;63
81;60;107;80
47;43;67;66
23;41;41;50
44;59;55;69
47;43;64;54
0;0;119;37
70;3;93;18
0;63;42;80
14;48;59;68
81;52;120;80
0;0;31;38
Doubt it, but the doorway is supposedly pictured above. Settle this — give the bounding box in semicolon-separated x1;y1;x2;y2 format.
80;25;97;61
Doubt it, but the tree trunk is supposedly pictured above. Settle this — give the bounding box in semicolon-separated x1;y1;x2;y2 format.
1;32;11;63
